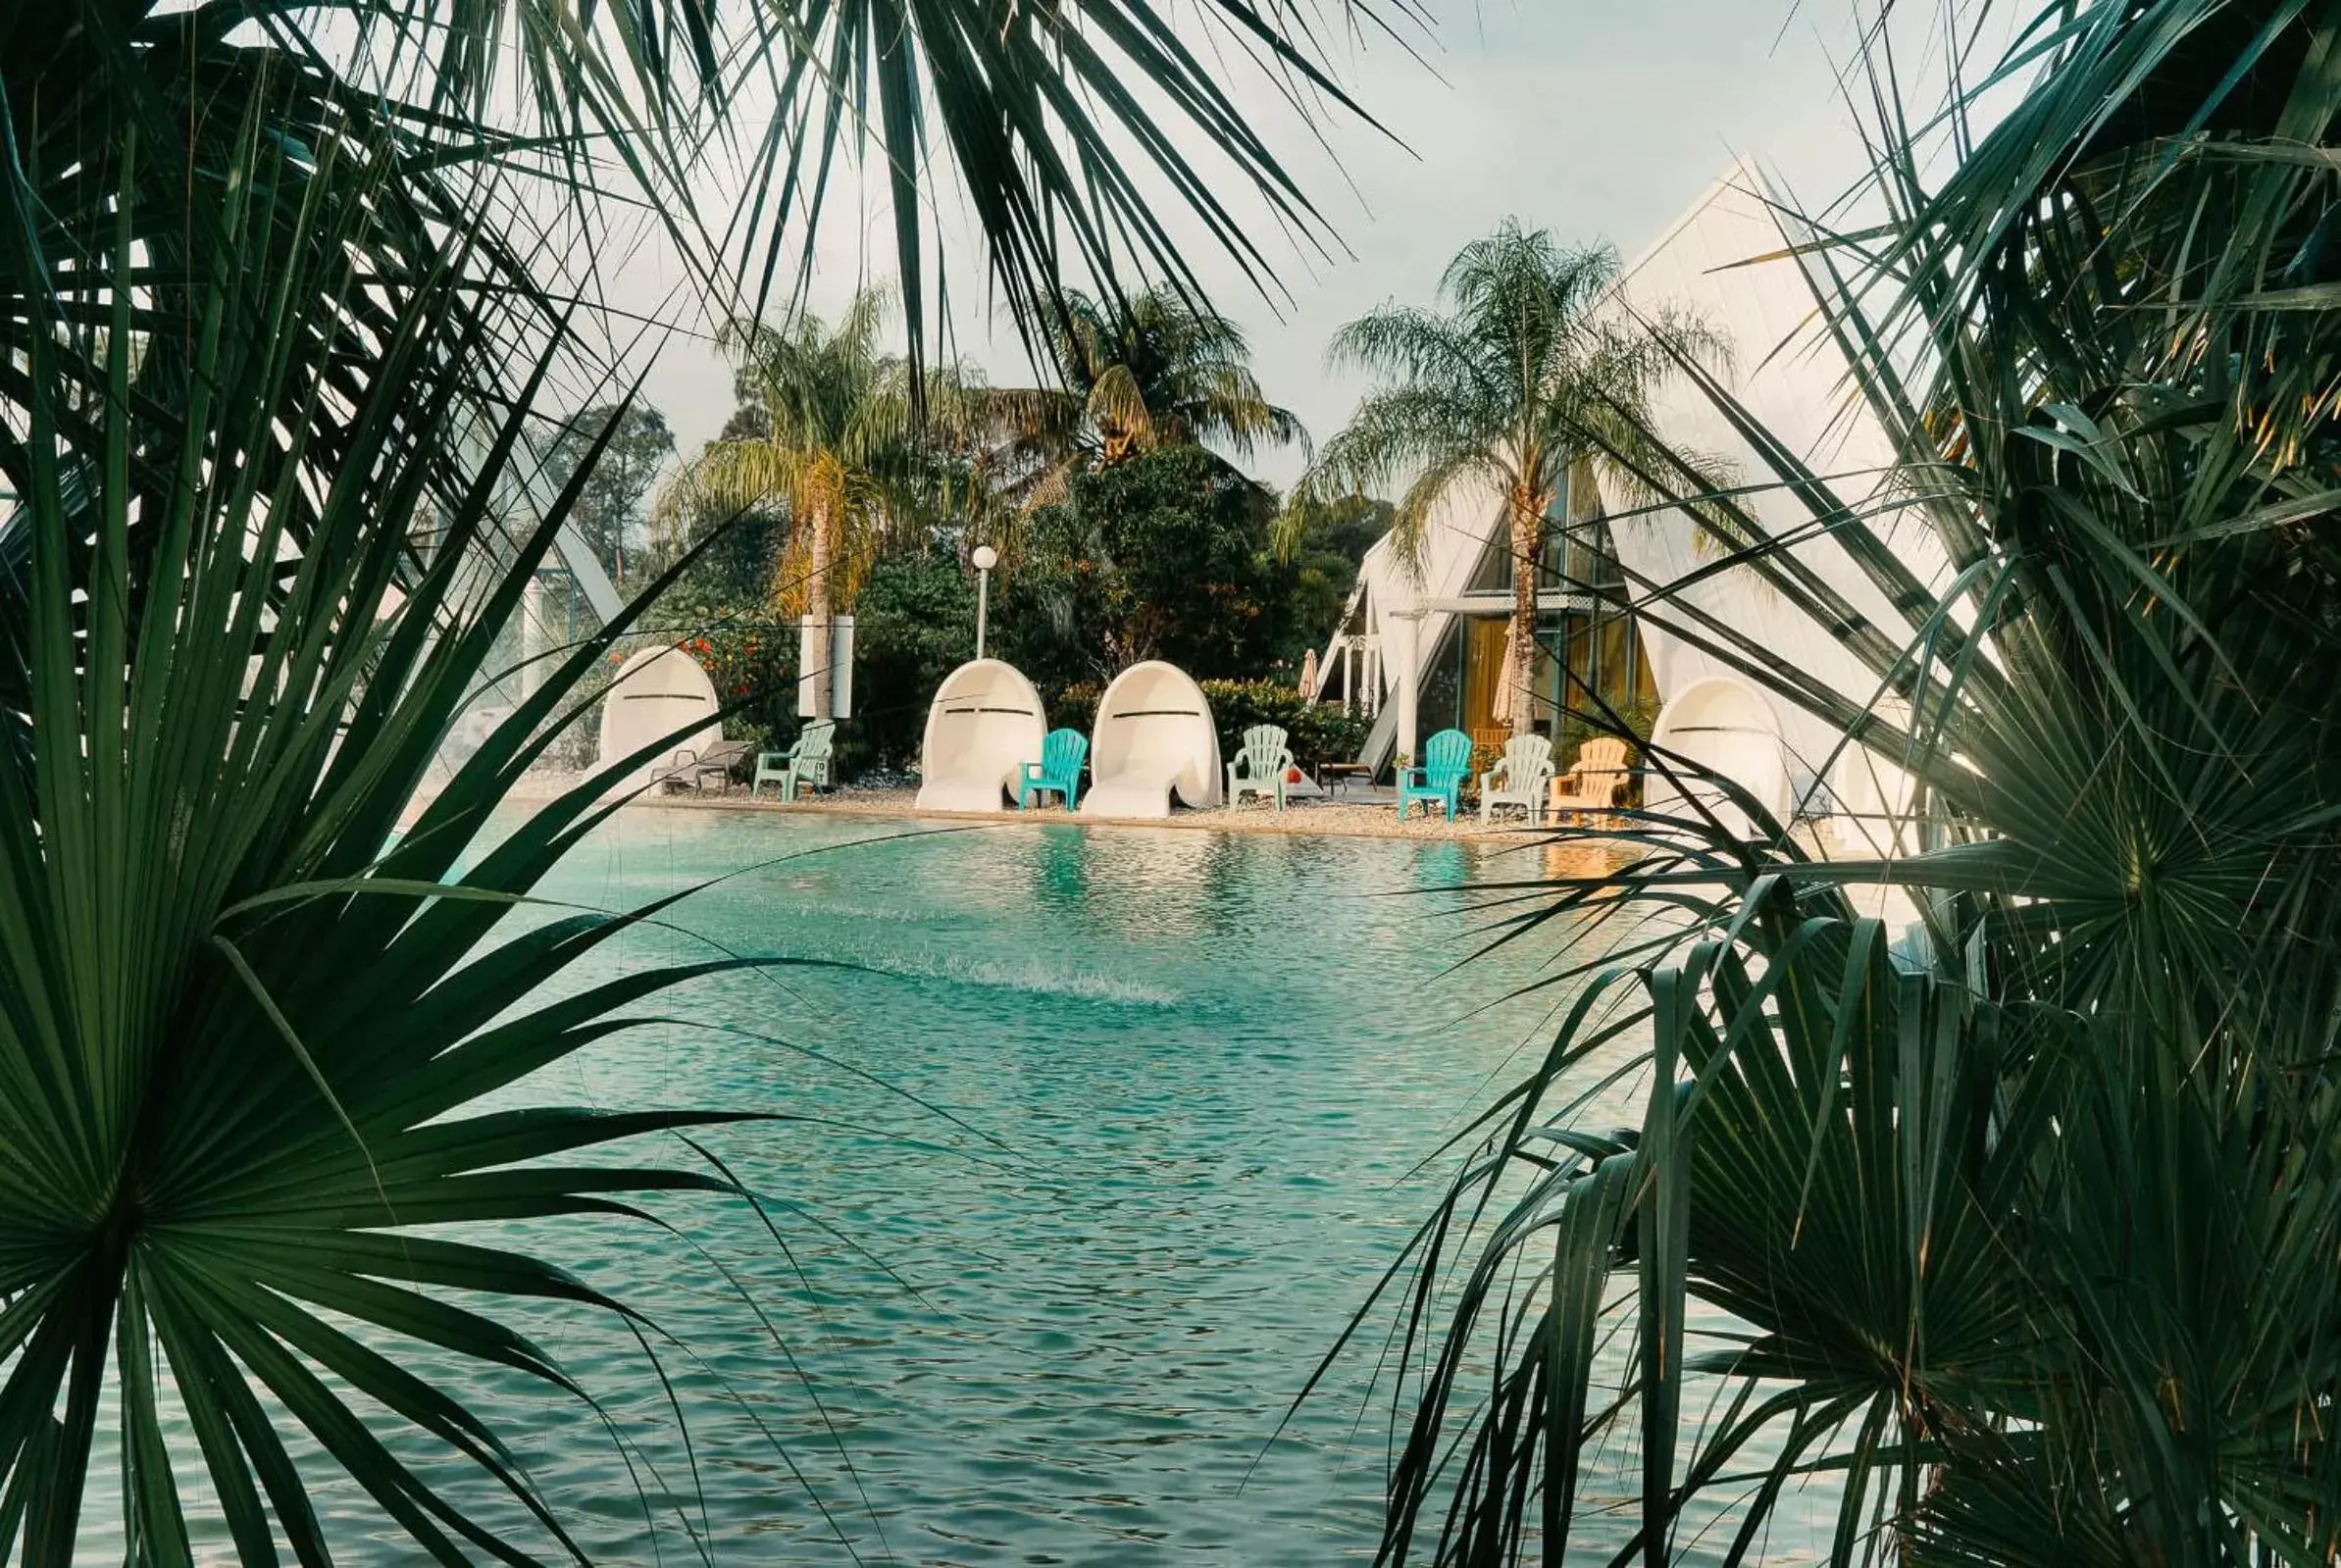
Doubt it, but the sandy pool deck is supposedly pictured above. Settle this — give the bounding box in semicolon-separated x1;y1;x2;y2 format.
419;772;1643;868
613;783;1626;844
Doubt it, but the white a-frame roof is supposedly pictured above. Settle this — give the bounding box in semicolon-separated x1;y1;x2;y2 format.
1324;158;1951;801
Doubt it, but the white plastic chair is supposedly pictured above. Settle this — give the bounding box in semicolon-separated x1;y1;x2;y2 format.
1480;734;1555;824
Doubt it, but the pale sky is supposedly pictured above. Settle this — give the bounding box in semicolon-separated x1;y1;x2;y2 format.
592;0;1933;491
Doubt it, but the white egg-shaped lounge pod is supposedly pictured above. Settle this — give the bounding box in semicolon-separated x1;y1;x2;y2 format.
1646;676;1791;839
598;645;723;787
1082;661;1222;818
914;659;1049;813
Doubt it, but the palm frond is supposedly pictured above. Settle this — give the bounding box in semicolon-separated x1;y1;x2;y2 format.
1353;3;2341;1562
0;149;776;1555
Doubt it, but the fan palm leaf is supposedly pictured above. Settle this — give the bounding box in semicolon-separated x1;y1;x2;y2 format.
0;140;795;1557
1348;3;2341;1563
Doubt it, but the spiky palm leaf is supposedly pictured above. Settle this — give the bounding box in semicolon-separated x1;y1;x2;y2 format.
1350;3;2341;1563
0;137;780;1557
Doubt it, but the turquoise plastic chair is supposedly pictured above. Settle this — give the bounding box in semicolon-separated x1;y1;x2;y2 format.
1398;729;1472;820
1018;728;1089;809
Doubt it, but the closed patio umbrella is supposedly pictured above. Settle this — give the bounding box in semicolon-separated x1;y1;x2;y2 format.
1298;646;1319;700
1490;618;1522;729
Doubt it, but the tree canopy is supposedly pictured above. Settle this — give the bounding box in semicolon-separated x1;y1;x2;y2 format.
539;404;677;583
995;444;1306;691
991;286;1306;507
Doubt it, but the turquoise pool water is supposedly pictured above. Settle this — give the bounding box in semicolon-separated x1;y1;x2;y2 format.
446;809;1604;1564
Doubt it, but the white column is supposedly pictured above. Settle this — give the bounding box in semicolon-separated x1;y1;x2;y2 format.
520;571;546;702
1386;609;1422;768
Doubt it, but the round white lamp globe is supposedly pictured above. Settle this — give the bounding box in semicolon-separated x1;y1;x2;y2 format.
971;544;998;572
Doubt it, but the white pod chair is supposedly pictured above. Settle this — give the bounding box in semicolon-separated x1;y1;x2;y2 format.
599;645;723;787
1645;676;1791;839
1082;661;1222;819
914;659;1049;813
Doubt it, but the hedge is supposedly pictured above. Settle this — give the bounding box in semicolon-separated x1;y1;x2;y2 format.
1049;677;1370;773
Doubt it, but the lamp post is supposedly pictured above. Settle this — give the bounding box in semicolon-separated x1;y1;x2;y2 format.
972;543;997;659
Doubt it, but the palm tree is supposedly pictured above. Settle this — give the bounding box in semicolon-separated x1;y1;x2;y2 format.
1351;3;2341;1562
0;0;1405;1547
654;290;982;720
1293;223;1727;736
997;286;1305;504
0;0;1400;733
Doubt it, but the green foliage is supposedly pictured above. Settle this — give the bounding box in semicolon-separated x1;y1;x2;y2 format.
990;285;1307;501
1288;492;1394;567
996;444;1303;690
1358;4;2341;1563
654;289;964;620
1198;681;1371;771
1291;222;1730;568
0;177;766;1554
1049;682;1105;740
849;552;982;770
538;403;677;584
649;508;794;608
1278;493;1389;653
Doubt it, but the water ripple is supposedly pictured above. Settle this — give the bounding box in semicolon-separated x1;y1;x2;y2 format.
76;811;1786;1564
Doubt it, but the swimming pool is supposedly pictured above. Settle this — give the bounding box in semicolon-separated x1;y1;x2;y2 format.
442;808;1609;1564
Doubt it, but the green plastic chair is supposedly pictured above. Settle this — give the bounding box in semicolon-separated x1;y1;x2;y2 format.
1398;729;1472;820
1226;724;1296;811
1018;728;1089;809
753;720;835;801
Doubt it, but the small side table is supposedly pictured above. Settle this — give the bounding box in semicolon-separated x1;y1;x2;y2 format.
1314;761;1372;796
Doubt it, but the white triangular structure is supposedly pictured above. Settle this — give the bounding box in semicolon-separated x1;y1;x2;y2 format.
1318;486;1505;768
1082;661;1223;818
1320;159;1952;828
915;659;1048;813
598;645;721;786
1599;162;1948;819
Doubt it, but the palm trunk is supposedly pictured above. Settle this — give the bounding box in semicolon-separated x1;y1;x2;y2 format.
804;498;834;722
1508;485;1541;738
